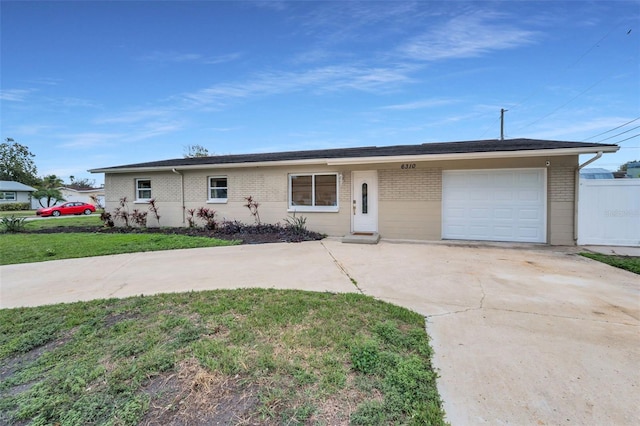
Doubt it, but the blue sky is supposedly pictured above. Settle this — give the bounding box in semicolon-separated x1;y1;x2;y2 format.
2;0;639;185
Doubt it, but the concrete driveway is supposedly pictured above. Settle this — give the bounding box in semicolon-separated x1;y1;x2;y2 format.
1;240;638;424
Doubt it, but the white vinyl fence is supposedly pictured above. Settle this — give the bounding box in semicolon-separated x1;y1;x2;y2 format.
578;179;640;247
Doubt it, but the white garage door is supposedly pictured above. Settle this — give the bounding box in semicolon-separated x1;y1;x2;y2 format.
442;169;546;243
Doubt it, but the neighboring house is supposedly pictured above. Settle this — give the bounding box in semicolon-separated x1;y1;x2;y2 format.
31;185;105;209
90;138;618;245
0;181;36;205
580;168;614;179
627;161;640;178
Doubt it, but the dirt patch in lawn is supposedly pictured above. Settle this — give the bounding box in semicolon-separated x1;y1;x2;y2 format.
140;358;261;426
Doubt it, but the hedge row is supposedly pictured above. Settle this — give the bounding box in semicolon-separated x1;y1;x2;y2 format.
0;202;30;211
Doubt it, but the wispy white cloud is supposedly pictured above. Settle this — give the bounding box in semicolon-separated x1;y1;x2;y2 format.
125;121;184;142
179;64;417;107
381;98;458;110
140;51;242;65
94;109;171;125
400;12;538;61
0;89;35;102
58;132;124;149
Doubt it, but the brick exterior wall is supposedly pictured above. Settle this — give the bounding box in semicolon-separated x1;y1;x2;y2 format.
379;168;441;201
548;166;575;202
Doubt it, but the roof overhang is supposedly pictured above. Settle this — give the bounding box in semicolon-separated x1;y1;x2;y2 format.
326;146;619;165
89;145;619;174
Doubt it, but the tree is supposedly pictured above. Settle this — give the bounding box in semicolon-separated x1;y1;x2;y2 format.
0;138;39;186
183;144;210;158
617;160;639;172
67;176;96;189
32;175;65;208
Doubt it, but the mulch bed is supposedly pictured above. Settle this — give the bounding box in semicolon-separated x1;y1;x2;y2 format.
28;224;325;244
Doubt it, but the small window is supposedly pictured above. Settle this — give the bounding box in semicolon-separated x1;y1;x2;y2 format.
0;192;17;201
208;176;228;202
136;179;152;201
289;173;338;211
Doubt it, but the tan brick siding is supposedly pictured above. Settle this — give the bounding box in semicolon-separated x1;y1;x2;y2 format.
379;168;441;201
548;166;575;202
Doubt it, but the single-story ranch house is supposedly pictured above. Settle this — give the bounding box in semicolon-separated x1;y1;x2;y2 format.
90;139;618;245
0;181;36;205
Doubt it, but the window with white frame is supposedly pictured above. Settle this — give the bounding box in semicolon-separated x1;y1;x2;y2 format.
135;179;152;201
208;176;228;202
289;173;338;211
0;191;17;201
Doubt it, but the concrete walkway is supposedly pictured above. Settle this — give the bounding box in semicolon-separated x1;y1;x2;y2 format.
1;240;639;425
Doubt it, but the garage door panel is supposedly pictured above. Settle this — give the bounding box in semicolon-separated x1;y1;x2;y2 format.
443;169;546;243
519;208;541;220
494;208;513;219
470;208;490;219
519;190;541;202
494;226;515;237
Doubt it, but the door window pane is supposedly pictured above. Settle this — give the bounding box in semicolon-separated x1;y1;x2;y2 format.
362;183;368;214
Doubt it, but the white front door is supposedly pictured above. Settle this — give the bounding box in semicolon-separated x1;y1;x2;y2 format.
352;171;378;233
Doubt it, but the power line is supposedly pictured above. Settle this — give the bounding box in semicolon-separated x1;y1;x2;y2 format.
612;133;640;144
515;73;612;132
584;116;640;141
596;125;640;142
509;23;629;113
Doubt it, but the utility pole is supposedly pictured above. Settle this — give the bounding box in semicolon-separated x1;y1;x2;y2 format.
500;108;508;141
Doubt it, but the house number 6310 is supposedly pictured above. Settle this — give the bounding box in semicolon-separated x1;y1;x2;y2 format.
401;163;416;169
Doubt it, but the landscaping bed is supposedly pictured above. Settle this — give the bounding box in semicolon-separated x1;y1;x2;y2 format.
25;222;325;244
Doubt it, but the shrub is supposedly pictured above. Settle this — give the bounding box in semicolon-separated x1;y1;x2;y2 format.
148;198;160;226
130;209;148;227
196;207;217;230
113;197;130;227
0;215;27;233
186;208;196;228
244;196;261;224
284;212;307;235
100;211;114;227
0;202;29;211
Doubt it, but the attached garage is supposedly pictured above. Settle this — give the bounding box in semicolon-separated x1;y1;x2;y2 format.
442;169;547;243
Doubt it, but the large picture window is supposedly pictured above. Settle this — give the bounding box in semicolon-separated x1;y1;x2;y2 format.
0;192;17;201
208;176;228;202
289;173;338;211
136;179;152;201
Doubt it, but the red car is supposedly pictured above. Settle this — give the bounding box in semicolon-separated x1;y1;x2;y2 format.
36;202;96;217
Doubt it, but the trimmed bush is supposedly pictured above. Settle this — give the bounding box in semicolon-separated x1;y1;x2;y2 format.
0;202;30;211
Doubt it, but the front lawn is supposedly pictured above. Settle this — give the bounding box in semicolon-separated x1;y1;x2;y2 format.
0;210;35;218
0;233;239;265
0;289;448;425
580;252;640;275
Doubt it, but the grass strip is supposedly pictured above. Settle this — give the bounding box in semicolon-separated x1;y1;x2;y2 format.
580;252;640;275
0;233;239;265
0;289;448;425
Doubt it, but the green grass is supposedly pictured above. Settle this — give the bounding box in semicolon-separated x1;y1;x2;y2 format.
23;215;102;230
0;289;448;425
0;210;35;218
0;233;238;265
580;252;640;275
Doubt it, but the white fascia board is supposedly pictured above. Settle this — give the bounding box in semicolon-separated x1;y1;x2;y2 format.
325;146;619;165
89;158;329;174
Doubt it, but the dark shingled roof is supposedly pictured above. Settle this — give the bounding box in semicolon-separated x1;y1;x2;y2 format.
94;139;617;170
